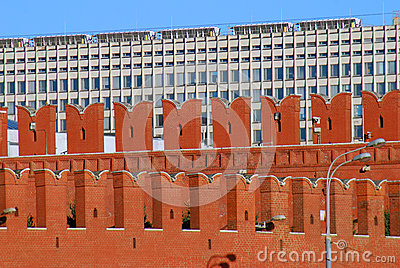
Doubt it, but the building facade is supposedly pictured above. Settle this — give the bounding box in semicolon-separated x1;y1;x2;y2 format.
0;18;399;146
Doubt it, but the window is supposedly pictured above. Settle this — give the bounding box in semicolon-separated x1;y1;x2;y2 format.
219;71;228;83
275;88;283;100
49;80;57;92
297;66;305;79
353;63;362;76
17;81;26;94
70;79;78;91
286;67;294;80
143;75;152;88
7;82;15;94
388;82;397;91
91;97;100;104
342;84;351;92
166;74;174;86
241;69;250;82
156;114;163;127
177;73;185;86
377;83;385;95
92;77;99;90
112;76;121;89
365;83;373;92
253;109;261;122
252;69;261;82
59;99;67;112
300;108;306;120
134;75;143;88
342;64;351;76
81;98;89;107
297;87;306;99
300;128;306;141
242;90;250;97
199;92;207;105
388;61;396;74
319;65;328;78
309;86;317;94
122;76;131;88
265;88;272;96
155;74;163;87
177;93;185;103
330;64;339;77
253;89;261;102
376;62;385;75
28;101;36;109
154;94;163;107
330;85;339;96
134;95;142;104
354;125;363;139
38;80;46;93
27;81;36;94
353;84;362;97
319;86;328;96
231;90;239;100
308;66;317;78
264;68;272;81
81;78;89;91
7;102;15;115
275;67;283;80
103;97;111;110
286;87;294;95
209;71;217;84
220;91;228;100
101;77;110;90
230;70;238;83
104;117;111;130
124;96;132;104
365;62;373;75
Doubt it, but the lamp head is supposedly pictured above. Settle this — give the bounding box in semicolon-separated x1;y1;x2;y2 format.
366;138;385;148
270;215;287;221
1;207;17;215
352;152;372;163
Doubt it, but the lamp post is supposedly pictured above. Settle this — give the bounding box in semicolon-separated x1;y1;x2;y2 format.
325;138;385;268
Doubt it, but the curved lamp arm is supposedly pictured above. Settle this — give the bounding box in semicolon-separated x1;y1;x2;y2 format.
327;147;364;179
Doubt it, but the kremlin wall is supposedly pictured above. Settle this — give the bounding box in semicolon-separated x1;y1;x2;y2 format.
0;91;400;266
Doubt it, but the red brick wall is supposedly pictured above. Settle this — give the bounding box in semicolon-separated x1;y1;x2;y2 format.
261;95;300;145
311;93;352;144
162;99;202;150
65;103;104;154
0;169;398;267
114;102;153;152
362;90;400;142
17;105;57;155
0;107;7;156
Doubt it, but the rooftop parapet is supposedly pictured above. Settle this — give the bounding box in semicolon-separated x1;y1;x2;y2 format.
0;38;27;48
230;22;294;34
297;17;361;31
95;31;155;42
158;27;220;39
32;34;91;46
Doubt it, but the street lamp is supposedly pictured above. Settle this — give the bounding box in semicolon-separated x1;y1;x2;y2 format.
325;138;385;268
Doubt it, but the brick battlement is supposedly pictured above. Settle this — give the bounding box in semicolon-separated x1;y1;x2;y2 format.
1;142;400;180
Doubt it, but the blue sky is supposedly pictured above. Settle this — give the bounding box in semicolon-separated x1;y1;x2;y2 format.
0;0;398;37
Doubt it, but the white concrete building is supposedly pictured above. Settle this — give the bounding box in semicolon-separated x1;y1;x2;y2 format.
0;17;399;145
